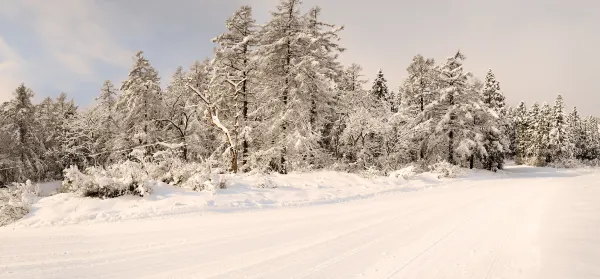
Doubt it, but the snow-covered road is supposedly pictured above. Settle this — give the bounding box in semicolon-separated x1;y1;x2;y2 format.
1;166;599;279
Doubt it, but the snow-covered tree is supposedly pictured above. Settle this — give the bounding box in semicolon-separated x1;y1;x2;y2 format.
581;116;600;160
421;51;487;166
548;95;573;162
482;69;506;116
253;0;343;173
568;107;585;160
371;69;390;102
513;102;530;164
116;51;164;157
338;63;367;93
213;5;258;169
529;103;552;166
0;84;45;181
402;55;437;115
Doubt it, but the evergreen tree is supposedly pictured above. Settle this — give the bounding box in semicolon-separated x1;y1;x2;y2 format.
581;116;600;160
254;0;343;173
548;95;572;162
482;69;506;116
213;5;258;169
421;51;487;166
371;69;389;101
568;107;585;160
513;102;530;164
529;103;552;166
116;51;164;157
402;55;437;115
0;84;45;181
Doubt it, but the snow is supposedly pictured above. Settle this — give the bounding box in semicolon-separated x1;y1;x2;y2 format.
10;171;442;228
1;165;600;279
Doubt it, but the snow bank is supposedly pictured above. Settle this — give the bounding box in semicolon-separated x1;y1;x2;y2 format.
13;171;445;228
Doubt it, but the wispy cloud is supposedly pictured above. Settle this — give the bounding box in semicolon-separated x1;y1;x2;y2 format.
0;37;23;102
1;0;132;81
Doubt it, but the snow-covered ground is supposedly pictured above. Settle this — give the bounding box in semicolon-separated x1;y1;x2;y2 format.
1;165;599;279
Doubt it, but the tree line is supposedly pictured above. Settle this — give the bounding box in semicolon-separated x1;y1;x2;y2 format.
1;0;598;184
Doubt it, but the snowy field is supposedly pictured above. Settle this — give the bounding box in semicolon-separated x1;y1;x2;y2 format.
1;165;600;279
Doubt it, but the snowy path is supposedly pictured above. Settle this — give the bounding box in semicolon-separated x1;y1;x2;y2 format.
1;167;599;279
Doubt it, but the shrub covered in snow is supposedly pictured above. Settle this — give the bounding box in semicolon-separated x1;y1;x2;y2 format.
389;164;423;179
429;161;464;179
61;163;152;199
548;158;584;169
0;180;39;226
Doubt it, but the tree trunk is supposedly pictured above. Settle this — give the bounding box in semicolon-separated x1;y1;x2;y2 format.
469;154;474;169
448;131;455;165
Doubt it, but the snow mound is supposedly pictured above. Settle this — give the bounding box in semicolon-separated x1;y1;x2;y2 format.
13;171;445;228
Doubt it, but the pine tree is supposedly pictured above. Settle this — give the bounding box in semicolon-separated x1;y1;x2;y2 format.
548;95;572;162
567;107;585;160
402;55;436;115
371;69;389;101
116;51;164;157
0;84;45;181
581;116;600;160
254;0;343;173
422;51;487;166
529;103;552;166
482;69;506;116
213;5;258;169
513;102;530;164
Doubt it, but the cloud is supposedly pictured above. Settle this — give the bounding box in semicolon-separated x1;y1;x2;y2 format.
0;37;23;102
1;0;132;81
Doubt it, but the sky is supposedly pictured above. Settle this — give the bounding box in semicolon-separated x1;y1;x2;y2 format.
0;0;598;115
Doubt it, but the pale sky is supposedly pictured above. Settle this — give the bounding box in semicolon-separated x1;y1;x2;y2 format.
0;0;598;115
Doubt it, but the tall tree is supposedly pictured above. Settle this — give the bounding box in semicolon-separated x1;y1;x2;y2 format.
213;5;258;169
254;0;343;173
567;107;585;160
423;51;479;166
402;55;436;114
513;102;530;164
482;69;506;116
371;69;389;101
549;95;572;162
116;51;164;157
0;84;45;181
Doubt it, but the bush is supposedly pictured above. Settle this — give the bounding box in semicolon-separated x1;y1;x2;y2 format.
0;180;39;226
548;158;584;169
429;161;464;179
389;164;423;179
61;163;152;199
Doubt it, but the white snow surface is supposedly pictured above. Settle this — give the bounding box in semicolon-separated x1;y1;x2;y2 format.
1;165;600;279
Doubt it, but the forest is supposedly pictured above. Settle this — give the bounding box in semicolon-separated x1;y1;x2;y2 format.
1;0;599;195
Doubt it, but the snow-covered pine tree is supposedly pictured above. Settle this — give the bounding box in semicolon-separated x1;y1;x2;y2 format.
529;103;552;166
253;0;343;173
482;69;506;116
422;51;483;166
567;107;585;160
548;95;573;162
116;51;164;158
402;55;437;115
371;69;390;103
212;5;258;169
400;55;438;162
581;116;600;161
513;102;530;164
479;69;508;170
505;106;517;158
0;84;45;181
